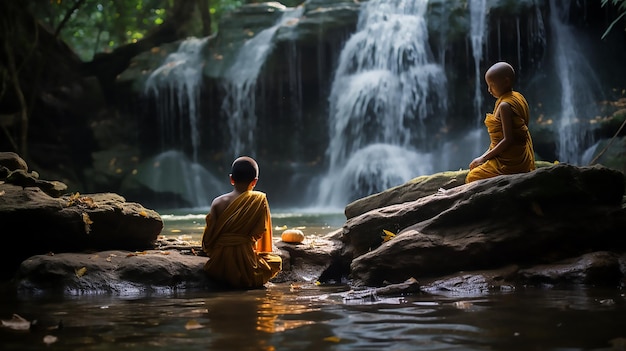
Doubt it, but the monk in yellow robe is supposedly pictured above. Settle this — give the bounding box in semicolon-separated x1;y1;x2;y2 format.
466;61;535;183
202;156;282;289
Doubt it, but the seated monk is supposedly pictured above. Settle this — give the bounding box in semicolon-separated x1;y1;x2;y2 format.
201;156;282;289
466;61;535;183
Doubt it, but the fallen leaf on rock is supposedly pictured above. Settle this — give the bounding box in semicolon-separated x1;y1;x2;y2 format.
0;190;5;196
75;267;87;278
139;210;148;217
160;251;170;255
1;314;31;331
381;229;396;242
82;212;93;234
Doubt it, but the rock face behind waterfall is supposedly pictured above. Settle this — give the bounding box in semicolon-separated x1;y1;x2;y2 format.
339;163;626;288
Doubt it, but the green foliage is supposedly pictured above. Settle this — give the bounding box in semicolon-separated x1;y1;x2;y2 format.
601;0;626;39
26;0;281;61
28;0;172;61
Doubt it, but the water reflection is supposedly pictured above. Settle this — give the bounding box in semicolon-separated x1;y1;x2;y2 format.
1;284;625;350
204;286;343;351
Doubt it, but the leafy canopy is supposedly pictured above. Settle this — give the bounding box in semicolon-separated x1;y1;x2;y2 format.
27;0;252;61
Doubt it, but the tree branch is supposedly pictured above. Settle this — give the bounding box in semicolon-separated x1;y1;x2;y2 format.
54;0;87;38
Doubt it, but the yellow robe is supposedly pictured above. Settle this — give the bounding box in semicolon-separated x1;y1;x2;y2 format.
201;190;282;289
466;91;535;183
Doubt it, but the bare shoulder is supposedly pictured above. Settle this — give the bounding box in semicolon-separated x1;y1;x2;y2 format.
210;192;236;217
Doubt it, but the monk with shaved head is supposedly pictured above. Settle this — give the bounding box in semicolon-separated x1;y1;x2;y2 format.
466;61;536;183
202;156;282;289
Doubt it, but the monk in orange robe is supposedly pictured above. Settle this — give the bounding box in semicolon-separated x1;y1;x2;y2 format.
202;156;282;289
466;61;535;183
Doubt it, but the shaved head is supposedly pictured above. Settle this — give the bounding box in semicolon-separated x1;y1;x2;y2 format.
486;61;515;82
230;156;259;183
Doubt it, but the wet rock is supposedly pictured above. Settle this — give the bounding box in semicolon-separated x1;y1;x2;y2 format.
0;152;28;172
15;250;210;295
0;152;163;280
517;251;624;286
343;164;626;286
274;230;344;283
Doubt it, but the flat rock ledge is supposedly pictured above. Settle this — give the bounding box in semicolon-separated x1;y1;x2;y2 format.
2;151;626;297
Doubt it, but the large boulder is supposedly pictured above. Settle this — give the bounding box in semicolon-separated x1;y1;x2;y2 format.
342;163;626;286
0;152;163;280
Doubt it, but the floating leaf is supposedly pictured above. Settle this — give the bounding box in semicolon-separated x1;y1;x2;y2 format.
381;229;396;242
1;314;30;331
323;336;341;343
43;335;58;345
289;283;302;292
185;320;204;330
454;301;473;309
75;267;87;278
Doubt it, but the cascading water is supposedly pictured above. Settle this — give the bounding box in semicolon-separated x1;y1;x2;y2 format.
315;0;447;208
469;0;488;124
142;37;224;208
144;37;208;162
550;0;603;164
221;6;304;158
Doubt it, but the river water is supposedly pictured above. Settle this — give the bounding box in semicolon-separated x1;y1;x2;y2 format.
1;210;625;350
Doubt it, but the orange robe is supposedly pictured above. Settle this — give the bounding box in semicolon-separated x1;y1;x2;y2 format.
201;191;282;289
466;91;535;183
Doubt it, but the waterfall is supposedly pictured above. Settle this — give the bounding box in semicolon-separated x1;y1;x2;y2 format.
469;0;488;124
142;37;223;208
144;37;208;162
550;0;603;164
315;0;447;207
221;6;304;158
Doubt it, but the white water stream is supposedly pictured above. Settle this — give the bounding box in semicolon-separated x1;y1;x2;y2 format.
315;0;447;207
